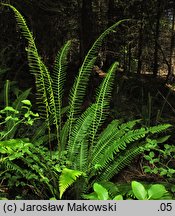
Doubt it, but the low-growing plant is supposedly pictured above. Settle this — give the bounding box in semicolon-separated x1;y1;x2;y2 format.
0;80;37;140
143;137;175;182
83;182;123;200
0;100;39;140
131;181;171;200
0;138;68;199
0;80;68;198
0;86;62;198
83;181;173;200
1;3;172;200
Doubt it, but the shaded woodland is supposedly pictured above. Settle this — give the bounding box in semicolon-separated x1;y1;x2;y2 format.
0;0;175;200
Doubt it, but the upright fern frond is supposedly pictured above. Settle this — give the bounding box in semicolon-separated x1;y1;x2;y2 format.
76;140;89;171
2;4;72;150
67;104;95;163
68;19;128;145
90;62;119;146
3;4;50;120
68;57;97;141
52;41;71;150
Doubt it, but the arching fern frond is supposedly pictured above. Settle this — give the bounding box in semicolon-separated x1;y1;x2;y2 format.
59;168;85;199
92;119;140;165
148;124;171;134
95;128;148;170
2;4;72;151
98;145;144;182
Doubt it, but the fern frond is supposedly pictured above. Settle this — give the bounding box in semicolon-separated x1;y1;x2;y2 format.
148;124;171;134
68;19;128;145
59;168;85;199
2;4;52;141
76;140;89;171
91;120;122;164
94;128;148;170
3;4;53;136
3;4;73;150
90;62;119;146
68;57;97;142
60;120;69;151
98;145;143;181
92;119;140;164
51;41;71;149
67;104;95;162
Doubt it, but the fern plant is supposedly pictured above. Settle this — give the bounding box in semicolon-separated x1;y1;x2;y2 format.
1;3;172;200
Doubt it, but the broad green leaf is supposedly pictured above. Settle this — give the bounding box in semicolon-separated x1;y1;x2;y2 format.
144;155;151;161
49;197;57;200
21;99;32;106
169;169;175;174
148;184;167;200
83;192;99;200
4;106;19;113
143;166;152;173
93;183;109;200
113;195;123;200
132;181;147;200
160;168;167;176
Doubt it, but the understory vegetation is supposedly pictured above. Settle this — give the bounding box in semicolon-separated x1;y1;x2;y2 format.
0;3;175;200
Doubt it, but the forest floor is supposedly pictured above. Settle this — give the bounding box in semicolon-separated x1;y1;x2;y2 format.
110;72;175;185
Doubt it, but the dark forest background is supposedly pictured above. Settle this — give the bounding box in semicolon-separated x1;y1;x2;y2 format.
1;0;175;126
1;0;175;80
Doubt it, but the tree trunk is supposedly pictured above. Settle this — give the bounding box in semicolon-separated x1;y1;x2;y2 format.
153;1;161;77
137;21;143;74
167;6;175;81
128;43;132;74
79;0;94;59
108;0;115;26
